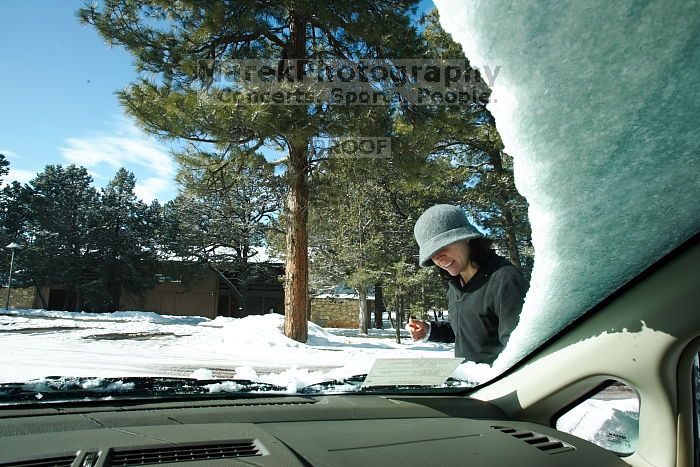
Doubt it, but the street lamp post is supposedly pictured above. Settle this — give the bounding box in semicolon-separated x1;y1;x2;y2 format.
5;242;21;311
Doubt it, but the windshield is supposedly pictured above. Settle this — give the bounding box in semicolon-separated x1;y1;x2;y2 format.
0;0;697;402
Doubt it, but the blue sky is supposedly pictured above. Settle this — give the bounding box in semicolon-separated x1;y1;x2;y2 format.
0;1;179;202
0;0;435;203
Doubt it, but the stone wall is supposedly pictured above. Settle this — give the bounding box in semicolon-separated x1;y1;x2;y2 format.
1;286;38;309
310;297;375;328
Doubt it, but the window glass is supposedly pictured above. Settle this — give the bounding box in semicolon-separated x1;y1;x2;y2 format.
556;380;639;455
0;0;696;402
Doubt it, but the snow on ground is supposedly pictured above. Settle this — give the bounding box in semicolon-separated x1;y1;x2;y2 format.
0;308;493;389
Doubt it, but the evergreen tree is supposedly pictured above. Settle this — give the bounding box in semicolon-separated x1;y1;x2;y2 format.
0;182;31;286
309;153;459;333
418;10;532;272
309;157;399;333
0;154;9;184
89;168;160;311
0;153;15;288
78;0;425;342
163;150;283;300
0;174;33;295
0;154;17;253
25;165;99;311
0;182;30;246
308;10;533;330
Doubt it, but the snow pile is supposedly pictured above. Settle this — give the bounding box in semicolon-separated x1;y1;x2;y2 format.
203;313;351;350
434;0;700;369
205;381;244;393
12;377;136;394
451;361;493;386
2;308;208;325
189;368;214;380
204;314;307;349
230;366;350;393
79;378;132;390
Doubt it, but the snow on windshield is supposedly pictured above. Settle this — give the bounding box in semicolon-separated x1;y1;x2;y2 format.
434;0;700;369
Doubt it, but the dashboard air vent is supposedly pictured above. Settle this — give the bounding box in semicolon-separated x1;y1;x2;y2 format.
492;426;575;454
109;440;262;466
2;455;76;467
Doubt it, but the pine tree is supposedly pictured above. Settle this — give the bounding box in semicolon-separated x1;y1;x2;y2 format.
0;154;9;183
309;157;399;333
163;149;283;302
25;165;100;311
418;10;532;272
309;152;458;333
308;10;533;329
0;180;32;293
78;0;425;341
89;168;160;311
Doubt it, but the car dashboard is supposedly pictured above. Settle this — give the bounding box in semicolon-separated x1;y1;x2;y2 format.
0;394;628;466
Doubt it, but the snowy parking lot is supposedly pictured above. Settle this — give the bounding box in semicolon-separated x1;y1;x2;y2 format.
0;308;484;388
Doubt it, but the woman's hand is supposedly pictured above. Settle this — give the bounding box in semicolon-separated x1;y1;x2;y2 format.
406;318;428;341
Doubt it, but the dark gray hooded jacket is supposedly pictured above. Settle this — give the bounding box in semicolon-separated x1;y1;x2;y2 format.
428;253;528;364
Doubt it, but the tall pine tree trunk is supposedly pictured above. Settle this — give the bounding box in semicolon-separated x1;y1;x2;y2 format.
282;13;310;343
283;141;309;342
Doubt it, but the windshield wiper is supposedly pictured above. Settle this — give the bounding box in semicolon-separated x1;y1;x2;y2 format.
298;374;471;394
0;376;288;405
298;374;368;394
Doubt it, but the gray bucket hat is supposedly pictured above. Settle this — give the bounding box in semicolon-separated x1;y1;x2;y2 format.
414;204;483;267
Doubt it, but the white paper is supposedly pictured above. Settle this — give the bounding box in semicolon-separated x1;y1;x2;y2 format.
362;358;463;388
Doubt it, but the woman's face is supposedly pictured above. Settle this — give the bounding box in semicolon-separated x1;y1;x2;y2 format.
431;241;471;276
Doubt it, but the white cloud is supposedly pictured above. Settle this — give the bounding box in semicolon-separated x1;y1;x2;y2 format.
0;149;20;159
87;170;107;181
134;177;171;204
1;150;35;186
59;116;176;201
5;169;36;185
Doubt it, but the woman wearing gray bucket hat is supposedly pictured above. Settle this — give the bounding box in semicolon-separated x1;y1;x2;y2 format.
409;204;528;364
